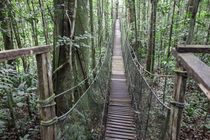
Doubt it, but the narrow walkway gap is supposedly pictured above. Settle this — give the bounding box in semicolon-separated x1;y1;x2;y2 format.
105;20;137;140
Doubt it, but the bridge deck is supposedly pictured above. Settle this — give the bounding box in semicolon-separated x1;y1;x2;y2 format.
105;20;137;140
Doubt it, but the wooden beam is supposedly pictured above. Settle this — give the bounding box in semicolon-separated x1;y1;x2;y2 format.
173;49;210;93
198;84;210;100
176;45;210;53
0;45;53;62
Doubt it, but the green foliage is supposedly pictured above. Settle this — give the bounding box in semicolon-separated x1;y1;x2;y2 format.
56;32;93;48
56;36;71;48
20;134;30;140
0;64;38;138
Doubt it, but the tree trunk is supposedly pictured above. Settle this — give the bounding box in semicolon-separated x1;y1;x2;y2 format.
53;0;89;115
12;15;28;72
146;0;158;73
74;0;89;89
206;24;210;45
26;0;39;46
163;0;176;103
127;0;135;27
97;0;103;64
186;0;200;44
89;0;96;77
38;0;49;45
53;0;75;115
111;0;113;19
0;0;15;65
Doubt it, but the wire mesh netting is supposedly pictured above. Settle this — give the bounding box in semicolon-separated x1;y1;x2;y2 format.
120;20;171;140
54;20;116;140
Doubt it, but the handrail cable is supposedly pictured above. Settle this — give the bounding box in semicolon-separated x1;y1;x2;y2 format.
122;24;171;110
128;44;174;77
56;40;111;121
55;39;110;99
123;23;174;78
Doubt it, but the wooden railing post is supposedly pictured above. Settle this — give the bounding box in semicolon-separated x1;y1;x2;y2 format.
36;52;57;140
167;68;187;140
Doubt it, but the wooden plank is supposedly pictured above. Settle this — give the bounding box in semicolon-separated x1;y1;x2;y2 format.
0;45;53;62
173;49;210;92
106;130;136;137
106;133;136;140
107;121;134;127
108;109;132;113
176;45;210;53
109;103;130;107
107;118;133;124
110;99;131;102
106;127;136;134
198;84;210;100
108;114;134;119
109;109;132;112
109;106;131;109
105;137;125;140
108;112;134;116
108;116;134;122
107;124;135;130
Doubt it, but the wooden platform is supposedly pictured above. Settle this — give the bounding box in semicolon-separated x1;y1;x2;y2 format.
105;20;137;140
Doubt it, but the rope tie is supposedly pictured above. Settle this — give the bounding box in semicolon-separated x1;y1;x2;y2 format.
37;93;56;108
40;117;58;126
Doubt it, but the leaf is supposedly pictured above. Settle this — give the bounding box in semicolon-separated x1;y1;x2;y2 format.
17;102;25;108
20;134;29;140
73;43;80;48
0;119;7;128
196;20;206;27
0;85;10;90
18;81;26;90
16;3;21;9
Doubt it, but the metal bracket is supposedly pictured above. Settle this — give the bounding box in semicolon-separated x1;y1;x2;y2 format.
174;69;188;77
170;101;185;109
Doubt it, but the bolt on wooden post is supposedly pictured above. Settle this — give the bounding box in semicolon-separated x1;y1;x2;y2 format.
36;52;57;140
167;68;187;140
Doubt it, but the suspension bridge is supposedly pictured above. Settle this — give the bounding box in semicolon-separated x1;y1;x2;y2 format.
0;15;209;139
105;20;136;139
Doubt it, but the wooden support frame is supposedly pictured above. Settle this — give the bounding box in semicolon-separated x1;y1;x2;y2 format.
168;45;210;140
167;68;187;140
176;45;210;53
0;46;56;140
36;52;57;140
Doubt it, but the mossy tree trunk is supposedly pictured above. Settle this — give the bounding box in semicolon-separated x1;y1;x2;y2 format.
53;0;89;115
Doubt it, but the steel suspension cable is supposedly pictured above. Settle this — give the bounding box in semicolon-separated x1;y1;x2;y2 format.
56;40;111;121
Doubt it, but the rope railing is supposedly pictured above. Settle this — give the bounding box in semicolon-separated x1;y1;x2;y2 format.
127;43;174;78
122;20;174;78
56;37;112;121
54;38;110;99
120;19;171;109
120;19;170;140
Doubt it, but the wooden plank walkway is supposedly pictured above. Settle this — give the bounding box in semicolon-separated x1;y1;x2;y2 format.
105;20;137;140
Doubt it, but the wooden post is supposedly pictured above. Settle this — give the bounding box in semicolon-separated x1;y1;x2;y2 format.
36;52;57;140
167;68;187;140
